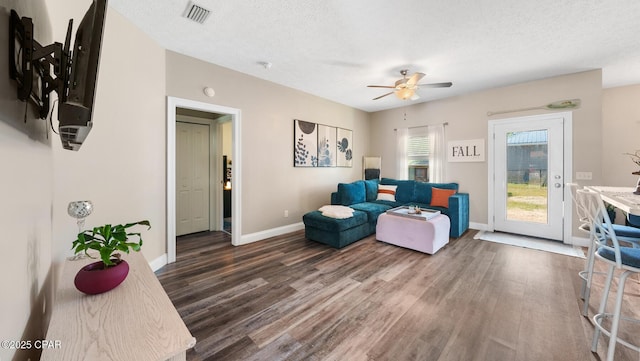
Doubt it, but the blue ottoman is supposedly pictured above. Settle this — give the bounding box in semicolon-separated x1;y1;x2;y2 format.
302;210;370;248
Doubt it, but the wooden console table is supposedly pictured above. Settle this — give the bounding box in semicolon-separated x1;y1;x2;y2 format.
41;251;195;361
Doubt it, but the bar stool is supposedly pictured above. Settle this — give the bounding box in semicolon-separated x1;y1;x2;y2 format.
627;213;640;228
567;183;597;316
578;189;640;361
570;184;640;317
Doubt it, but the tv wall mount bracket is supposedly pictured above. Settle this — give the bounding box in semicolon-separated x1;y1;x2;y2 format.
9;9;72;119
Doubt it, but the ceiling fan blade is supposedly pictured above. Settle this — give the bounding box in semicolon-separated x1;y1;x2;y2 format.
418;82;453;88
406;72;425;87
373;92;394;100
367;85;395;88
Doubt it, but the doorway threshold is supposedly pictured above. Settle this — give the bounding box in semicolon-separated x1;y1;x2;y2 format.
474;230;584;258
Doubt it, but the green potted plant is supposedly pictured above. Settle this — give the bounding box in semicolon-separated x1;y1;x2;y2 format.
72;220;151;295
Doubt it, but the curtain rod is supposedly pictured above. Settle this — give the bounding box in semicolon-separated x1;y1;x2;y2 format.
394;122;448;131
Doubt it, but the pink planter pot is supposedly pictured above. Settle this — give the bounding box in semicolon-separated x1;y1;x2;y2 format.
74;259;129;295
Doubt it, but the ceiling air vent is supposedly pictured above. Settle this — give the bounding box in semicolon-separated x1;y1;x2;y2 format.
183;2;211;24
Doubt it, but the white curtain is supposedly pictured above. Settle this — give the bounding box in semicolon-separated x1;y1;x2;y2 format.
428;124;445;182
396;128;409;179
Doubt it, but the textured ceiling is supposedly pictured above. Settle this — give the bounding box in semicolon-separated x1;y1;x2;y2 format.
109;0;640;112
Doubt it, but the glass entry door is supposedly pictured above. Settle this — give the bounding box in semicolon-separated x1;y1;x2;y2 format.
492;115;565;241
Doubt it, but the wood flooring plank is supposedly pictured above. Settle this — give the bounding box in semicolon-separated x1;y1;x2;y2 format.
248;276;362;348
179;277;269;320
190;277;355;357
186;281;297;347
286;276;390;359
197;335;258;361
369;240;498;361
242;333;302;361
156;230;633;361
321;259;449;360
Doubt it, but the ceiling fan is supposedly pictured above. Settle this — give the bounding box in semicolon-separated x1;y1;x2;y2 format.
367;69;452;100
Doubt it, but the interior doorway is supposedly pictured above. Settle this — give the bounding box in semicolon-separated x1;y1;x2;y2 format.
488;112;573;243
167;97;242;264
175;108;233;237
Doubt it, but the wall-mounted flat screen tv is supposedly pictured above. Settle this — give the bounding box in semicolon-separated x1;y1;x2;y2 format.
9;0;108;151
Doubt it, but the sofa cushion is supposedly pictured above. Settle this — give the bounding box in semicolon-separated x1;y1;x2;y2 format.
429;182;459;191
305;222;371;249
414;182;432;204
338;180;365;205
364;179;379;202
372;199;403;208
380;178;415;203
414;182;459;204
350;202;392;224
430;187;457;208
376;184;397;201
302;210;368;232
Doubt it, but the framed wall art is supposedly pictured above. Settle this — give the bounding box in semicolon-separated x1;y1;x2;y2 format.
317;124;337;167
293;119;352;168
294;119;317;167
336;127;353;167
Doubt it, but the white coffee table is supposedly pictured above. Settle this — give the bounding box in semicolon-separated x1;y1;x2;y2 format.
376;209;450;254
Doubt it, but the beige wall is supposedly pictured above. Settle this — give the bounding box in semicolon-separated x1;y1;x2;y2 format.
49;3;167;268
165;51;371;234
0;2;53;360
603;84;640;187
370;70;603;233
222;121;232;161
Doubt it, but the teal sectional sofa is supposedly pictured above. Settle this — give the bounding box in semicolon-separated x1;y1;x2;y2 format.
303;178;469;248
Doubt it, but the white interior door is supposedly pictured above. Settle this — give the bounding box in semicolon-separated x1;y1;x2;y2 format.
492;115;564;240
176;121;210;236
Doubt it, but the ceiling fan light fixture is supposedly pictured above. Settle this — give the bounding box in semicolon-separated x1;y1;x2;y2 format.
369;70;452;101
396;88;414;100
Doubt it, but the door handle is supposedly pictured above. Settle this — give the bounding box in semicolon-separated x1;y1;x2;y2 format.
555;183;562;188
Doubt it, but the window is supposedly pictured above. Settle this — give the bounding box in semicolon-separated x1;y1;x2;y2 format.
396;124;444;182
407;134;429;182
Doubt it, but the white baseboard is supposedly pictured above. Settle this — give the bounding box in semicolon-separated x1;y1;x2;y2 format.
237;222;305;246
149;253;168;272
469;222;489;231
569;236;589;247
151;223;305;271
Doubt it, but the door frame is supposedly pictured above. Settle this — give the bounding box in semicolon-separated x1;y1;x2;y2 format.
487;111;573;244
167;96;242;263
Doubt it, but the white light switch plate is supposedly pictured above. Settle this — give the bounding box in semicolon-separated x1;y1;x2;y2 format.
576;171;593;180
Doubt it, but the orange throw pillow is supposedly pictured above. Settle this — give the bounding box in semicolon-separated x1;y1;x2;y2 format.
430;187;457;208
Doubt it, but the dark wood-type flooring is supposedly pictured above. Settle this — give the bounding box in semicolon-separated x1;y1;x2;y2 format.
156;230;640;361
